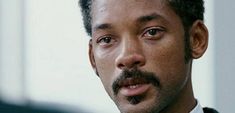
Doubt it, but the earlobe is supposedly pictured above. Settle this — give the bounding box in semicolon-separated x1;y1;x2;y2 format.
189;20;209;59
89;39;99;76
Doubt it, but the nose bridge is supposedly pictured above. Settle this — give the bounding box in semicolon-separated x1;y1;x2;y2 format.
115;35;145;69
123;36;139;54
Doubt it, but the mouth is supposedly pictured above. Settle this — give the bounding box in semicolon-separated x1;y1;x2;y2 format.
112;68;160;97
118;77;151;97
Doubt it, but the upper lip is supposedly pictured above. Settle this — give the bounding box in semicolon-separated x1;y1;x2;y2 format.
118;77;149;87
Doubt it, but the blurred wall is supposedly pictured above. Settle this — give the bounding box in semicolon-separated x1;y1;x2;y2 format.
0;0;26;104
214;0;235;112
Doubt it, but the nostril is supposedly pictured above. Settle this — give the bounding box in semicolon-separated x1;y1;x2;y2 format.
134;61;141;65
117;60;144;69
118;63;125;69
115;53;146;69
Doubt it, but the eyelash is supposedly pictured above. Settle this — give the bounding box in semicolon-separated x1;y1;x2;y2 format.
96;35;115;46
142;27;165;39
97;36;110;43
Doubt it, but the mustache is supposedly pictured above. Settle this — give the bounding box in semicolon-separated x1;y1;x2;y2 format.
112;68;160;96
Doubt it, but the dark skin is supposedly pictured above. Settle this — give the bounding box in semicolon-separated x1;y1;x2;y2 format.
88;0;208;113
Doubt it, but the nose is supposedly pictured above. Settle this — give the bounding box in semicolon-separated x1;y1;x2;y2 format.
115;39;146;69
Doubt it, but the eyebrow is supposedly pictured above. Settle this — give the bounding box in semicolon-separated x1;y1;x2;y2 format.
93;13;163;32
93;23;113;32
136;13;162;24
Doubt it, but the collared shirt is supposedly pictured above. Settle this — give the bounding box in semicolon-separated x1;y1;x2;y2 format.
190;101;204;113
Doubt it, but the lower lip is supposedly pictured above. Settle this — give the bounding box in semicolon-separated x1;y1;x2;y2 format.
119;84;151;97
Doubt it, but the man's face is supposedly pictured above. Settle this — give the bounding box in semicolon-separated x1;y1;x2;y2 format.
89;0;192;113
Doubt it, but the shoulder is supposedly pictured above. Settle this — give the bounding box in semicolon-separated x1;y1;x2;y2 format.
203;107;219;113
0;101;66;113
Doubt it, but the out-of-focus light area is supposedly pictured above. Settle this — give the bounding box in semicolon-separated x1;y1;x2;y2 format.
0;0;234;113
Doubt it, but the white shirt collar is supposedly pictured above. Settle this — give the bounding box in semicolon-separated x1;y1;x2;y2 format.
190;101;204;113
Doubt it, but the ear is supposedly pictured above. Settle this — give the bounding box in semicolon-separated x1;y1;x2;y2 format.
89;39;99;76
189;20;209;59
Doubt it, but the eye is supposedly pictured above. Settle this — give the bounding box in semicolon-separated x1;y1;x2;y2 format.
97;36;116;47
143;27;165;39
98;37;112;43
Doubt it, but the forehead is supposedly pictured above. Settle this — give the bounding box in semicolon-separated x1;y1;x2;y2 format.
91;0;179;30
91;0;168;18
92;0;167;11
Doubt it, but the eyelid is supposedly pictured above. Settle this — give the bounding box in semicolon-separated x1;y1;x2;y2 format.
142;26;165;37
143;26;165;33
96;34;117;48
96;35;112;43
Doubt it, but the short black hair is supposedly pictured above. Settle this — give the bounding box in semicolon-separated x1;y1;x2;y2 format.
79;0;92;36
79;0;205;62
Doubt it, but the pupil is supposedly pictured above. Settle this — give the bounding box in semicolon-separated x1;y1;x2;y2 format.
149;29;157;35
104;37;110;43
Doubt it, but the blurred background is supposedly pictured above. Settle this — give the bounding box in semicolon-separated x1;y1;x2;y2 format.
0;0;234;112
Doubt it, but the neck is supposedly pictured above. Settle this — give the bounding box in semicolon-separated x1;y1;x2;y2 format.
162;61;196;113
162;78;196;113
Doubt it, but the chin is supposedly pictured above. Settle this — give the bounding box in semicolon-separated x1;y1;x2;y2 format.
119;105;159;113
116;97;161;113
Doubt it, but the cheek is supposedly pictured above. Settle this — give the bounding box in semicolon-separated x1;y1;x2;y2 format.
147;38;185;68
94;50;118;95
146;37;188;87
